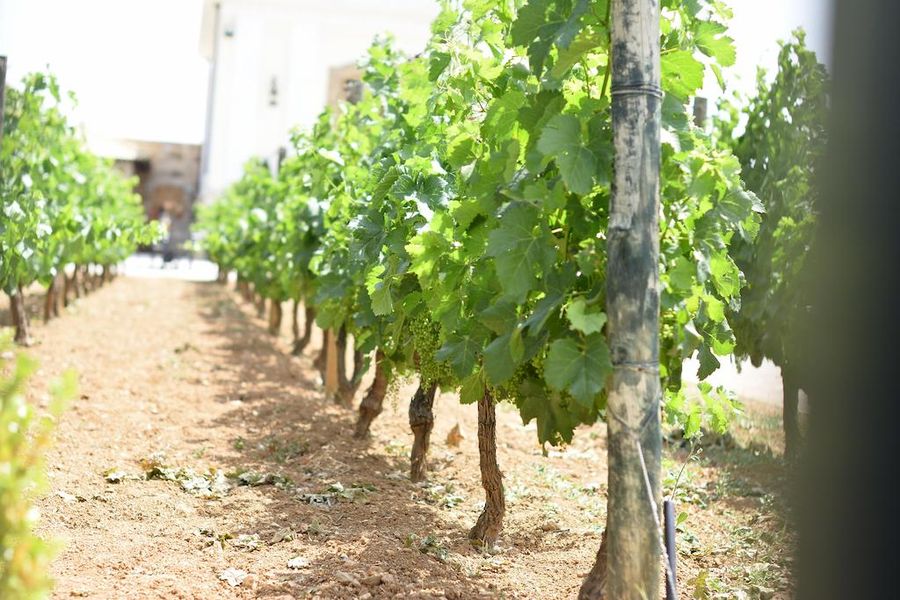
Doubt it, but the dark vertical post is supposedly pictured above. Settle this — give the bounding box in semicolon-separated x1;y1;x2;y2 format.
663;499;677;600
799;1;900;598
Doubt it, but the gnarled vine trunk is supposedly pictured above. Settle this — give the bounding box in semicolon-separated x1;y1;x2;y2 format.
354;350;388;439
63;272;74;307
255;293;266;319
314;329;329;382
468;390;505;549
268;300;283;336
43;279;56;323
409;382;438;482
335;327;365;406
293;305;315;356
291;300;300;344
581;0;663;597
781;364;801;460
10;287;33;346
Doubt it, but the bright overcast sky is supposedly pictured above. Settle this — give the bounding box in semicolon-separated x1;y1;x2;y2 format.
0;0;209;144
0;0;832;146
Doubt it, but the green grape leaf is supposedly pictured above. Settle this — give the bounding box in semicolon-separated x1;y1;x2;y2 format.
697;345;721;380
661;50;705;99
518;380;583;445
483;332;516;385
544;334;612;407
695;22;736;67
435;334;481;378
485;202;555;302
566;299;607;335
460;372;485;405
537;114;596;194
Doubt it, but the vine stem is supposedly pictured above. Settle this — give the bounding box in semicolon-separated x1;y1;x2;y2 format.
600;0;612;99
668;441;698;503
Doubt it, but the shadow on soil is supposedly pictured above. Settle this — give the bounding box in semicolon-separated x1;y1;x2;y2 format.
186;281;503;598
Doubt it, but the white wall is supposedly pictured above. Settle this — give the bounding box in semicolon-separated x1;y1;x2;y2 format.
200;0;439;200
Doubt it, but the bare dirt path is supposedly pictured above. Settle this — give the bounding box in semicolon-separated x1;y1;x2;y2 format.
22;276;792;599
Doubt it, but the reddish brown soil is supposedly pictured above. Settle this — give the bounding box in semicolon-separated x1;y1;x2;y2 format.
13;277;793;599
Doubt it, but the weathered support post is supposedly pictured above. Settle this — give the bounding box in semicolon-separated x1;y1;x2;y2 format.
580;0;663;598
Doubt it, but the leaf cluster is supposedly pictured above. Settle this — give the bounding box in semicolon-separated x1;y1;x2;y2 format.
198;0;761;445
1;71;160;294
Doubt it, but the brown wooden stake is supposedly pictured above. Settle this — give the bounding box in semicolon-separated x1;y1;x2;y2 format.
324;329;340;398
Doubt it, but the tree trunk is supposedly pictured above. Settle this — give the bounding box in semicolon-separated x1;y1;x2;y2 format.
409;382;438;482
354;350;388;439
468;390;505;549
255;294;266;319
581;1;663;598
293;306;315;356
10;287;33;346
782;364;802;460
268;299;283;336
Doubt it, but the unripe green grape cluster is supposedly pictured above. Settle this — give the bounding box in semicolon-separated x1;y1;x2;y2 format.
409;313;453;386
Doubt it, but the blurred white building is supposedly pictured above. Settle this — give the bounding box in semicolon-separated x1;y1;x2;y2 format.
198;0;439;201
